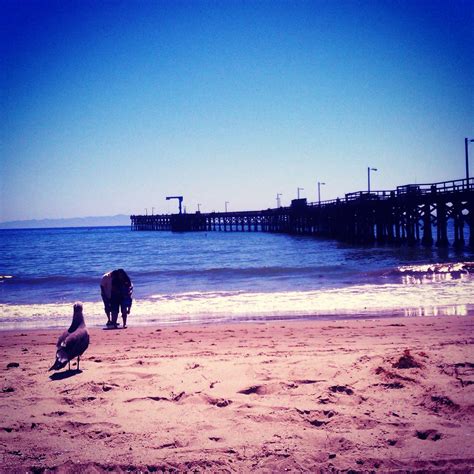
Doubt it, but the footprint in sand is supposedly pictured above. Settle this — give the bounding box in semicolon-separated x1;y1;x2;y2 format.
238;384;269;395
125;391;186;403
379;382;404;389
205;396;232;407
238;382;295;396
297;408;336;428
329;385;354;395
44;411;68;417
392;350;422;369
426;395;460;414
415;429;442;441
294;379;326;385
454;362;474;387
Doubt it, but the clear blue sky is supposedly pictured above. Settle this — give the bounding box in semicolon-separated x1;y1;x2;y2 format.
1;0;473;221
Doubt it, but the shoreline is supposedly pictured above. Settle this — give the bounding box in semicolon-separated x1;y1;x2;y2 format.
1;298;473;332
1;315;473;472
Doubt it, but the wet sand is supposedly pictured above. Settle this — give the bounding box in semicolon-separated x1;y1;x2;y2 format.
1;316;473;472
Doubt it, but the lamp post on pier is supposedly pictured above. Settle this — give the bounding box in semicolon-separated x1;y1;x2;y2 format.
225;201;229;213
297;187;304;199
197;203;201;212
145;208;148;216
465;138;474;189
368;167;377;194
152;207;154;215
318;182;326;206
276;193;282;208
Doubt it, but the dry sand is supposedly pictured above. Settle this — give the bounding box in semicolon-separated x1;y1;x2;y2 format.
1;316;473;473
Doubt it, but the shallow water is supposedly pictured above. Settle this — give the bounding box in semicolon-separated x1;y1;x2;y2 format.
1;226;473;329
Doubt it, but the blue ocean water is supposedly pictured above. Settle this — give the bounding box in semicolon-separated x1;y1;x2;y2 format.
0;226;473;329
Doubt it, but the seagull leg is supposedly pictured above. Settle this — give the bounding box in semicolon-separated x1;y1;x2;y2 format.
68;360;71;371
77;356;80;372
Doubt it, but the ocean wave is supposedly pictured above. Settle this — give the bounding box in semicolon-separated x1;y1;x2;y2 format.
391;262;474;284
0;274;100;286
2;262;473;298
140;265;347;279
1;280;473;330
0;265;347;286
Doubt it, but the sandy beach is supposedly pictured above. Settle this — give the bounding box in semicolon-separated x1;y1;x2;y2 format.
1;315;473;473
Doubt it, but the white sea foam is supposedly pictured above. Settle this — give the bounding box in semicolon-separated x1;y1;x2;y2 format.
1;279;473;330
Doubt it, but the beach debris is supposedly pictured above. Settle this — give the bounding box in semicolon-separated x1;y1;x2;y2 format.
2;387;15;393
6;362;19;369
392;349;421;369
49;303;90;373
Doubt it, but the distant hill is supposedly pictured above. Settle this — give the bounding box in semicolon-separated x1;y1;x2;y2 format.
0;214;131;229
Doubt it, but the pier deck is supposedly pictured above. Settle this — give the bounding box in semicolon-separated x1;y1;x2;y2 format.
131;178;474;247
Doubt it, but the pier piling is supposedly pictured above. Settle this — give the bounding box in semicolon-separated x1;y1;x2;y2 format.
131;178;473;247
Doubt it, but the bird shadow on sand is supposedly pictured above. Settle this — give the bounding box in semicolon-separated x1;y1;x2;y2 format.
49;369;83;381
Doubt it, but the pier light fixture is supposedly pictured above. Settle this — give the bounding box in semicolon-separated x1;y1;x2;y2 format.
368;167;378;194
465;138;474;189
297;187;304;200
152;207;154;216
276;193;282;208
197;203;201;212
145;208;148;216
318;182;326;206
225;201;229;213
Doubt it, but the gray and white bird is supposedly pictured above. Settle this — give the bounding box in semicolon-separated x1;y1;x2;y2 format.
49;302;90;372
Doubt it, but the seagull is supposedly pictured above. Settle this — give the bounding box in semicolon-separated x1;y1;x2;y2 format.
49;302;90;372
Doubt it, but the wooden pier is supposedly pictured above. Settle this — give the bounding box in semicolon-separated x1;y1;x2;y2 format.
130;178;474;247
